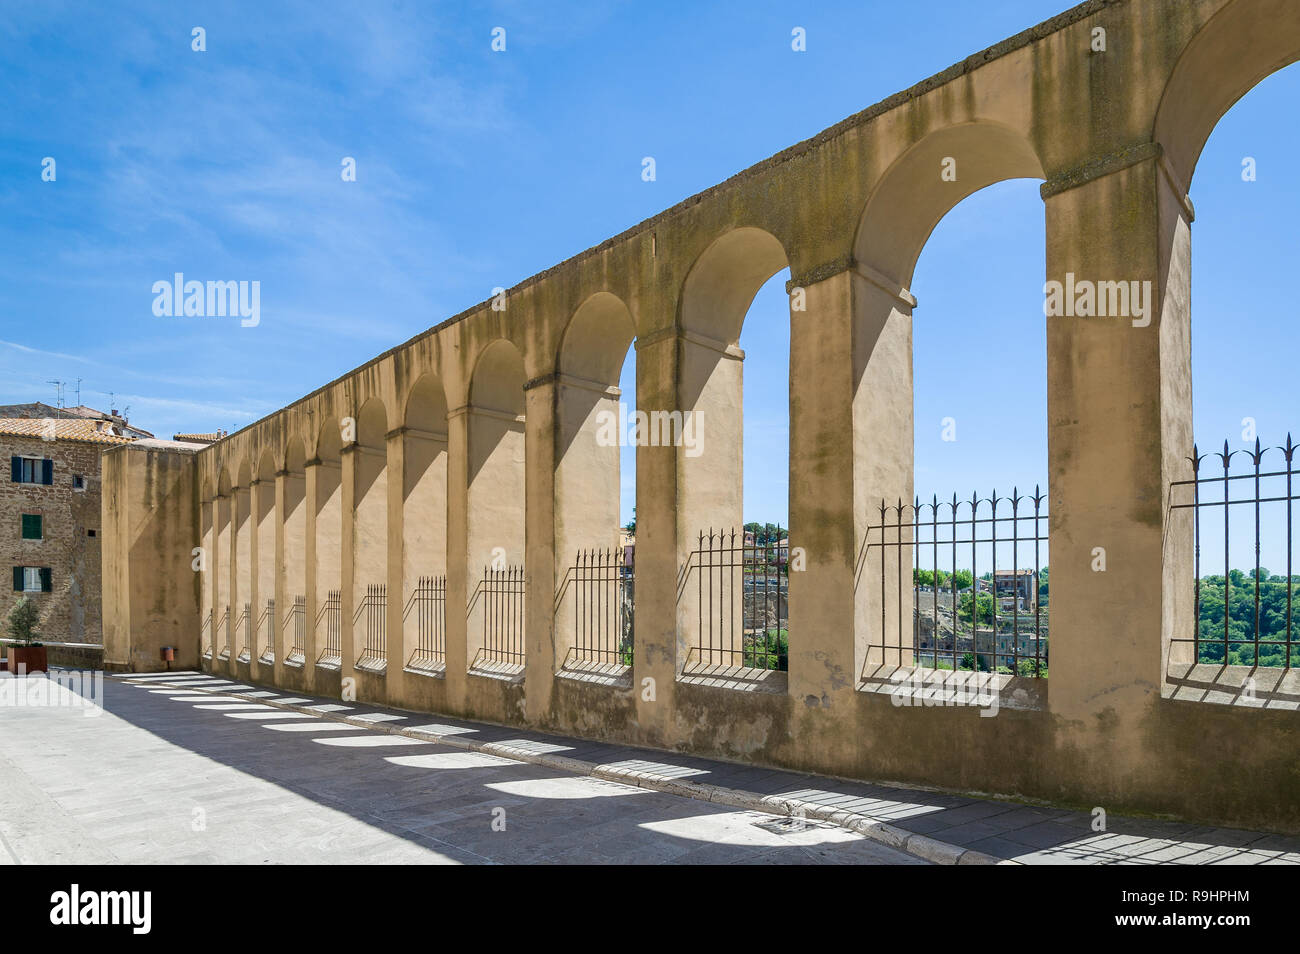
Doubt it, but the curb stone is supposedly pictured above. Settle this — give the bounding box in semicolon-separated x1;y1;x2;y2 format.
116;674;1017;866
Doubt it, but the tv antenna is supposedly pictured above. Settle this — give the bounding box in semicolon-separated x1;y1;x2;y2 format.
47;380;65;415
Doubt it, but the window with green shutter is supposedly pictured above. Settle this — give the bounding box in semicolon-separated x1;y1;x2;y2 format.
21;514;42;540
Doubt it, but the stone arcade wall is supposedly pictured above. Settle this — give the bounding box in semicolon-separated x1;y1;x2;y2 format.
102;0;1300;831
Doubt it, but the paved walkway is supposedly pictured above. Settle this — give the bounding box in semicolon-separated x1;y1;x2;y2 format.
3;670;1298;865
0;671;918;865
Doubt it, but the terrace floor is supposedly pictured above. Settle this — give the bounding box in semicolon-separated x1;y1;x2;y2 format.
1;669;1297;865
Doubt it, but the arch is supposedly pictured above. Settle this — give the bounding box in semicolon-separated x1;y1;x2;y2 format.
1155;0;1300;192
466;338;527;670
470;338;526;418
401;372;451;669
199;476;215;655
679;227;789;348
314;415;344;667
854;121;1044;287
352;396;389;668
254;448;277;661
233;458;253;660
214;466;233;659
675;228;791;673
559;292;637;386
554;293;638;671
281;434;308;658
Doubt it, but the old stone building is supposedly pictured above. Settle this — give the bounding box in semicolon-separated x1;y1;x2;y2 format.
1;416;136;644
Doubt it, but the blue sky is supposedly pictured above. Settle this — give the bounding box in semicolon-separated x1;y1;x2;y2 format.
1;1;1297;566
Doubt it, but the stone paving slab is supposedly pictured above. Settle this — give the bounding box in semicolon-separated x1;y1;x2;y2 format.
10;669;1300;866
0;672;922;865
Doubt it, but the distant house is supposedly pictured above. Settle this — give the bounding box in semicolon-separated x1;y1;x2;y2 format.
1;414;136;646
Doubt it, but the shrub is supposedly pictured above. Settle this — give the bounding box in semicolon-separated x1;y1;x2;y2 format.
6;597;42;647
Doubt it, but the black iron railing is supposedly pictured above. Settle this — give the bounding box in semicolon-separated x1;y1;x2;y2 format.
1170;438;1299;668
317;589;341;665
686;528;788;672
258;598;275;662
218;605;231;659
478;566;525;668
565;548;634;669
235;602;252;660
285;595;306;662
406;576;446;671
863;490;1048;677
355;583;387;669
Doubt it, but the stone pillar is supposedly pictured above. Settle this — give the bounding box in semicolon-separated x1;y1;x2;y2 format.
524;377;559;718
400;426;448;671
280;467;307;669
272;470;288;681
675;330;744;673
850;264;917;675
1043;148;1194;717
786;267;903;706
384;428;406;696
632;325;683;742
444;407;471;710
200;498;215;657
548;374;624;677
233;484;252;663
339;443;358;685
462;405;527;674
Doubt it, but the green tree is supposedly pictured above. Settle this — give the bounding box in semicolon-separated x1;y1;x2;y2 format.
6;597;41;646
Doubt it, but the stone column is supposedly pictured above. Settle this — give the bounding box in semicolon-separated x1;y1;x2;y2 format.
523;377;559;719
675;330;745;674
444;406;471;711
384;428;406;698
462;404;527;676
273;470;288;682
631;324;683;742
786;266;910;707
1042;147;1194;718
339;443;358;686
850;264;917;675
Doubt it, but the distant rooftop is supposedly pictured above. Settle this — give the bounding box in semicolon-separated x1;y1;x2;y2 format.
172;431;226;445
0;417;136;445
0;402;155;439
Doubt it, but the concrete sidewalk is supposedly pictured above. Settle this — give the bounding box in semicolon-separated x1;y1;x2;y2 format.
7;670;1300;865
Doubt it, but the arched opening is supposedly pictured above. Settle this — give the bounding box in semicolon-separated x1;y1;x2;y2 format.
214;468;232;661
466;339;527;674
677;226;790;674
351;397;389;671
199;477;213;658
1155;2;1300;670
555;292;636;674
282;435;308;664
853;121;1046;680
254;449;276;663
233;459;253;662
314;417;344;668
402;374;450;673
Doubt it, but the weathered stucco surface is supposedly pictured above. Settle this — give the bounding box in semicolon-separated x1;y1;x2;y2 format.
102;0;1300;831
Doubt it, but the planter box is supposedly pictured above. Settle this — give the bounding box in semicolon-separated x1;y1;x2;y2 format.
7;646;48;675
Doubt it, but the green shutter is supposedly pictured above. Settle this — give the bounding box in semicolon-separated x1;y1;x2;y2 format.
10;457;19;482
39;568;52;592
41;459;53;485
12;567;21;591
21;514;42;539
